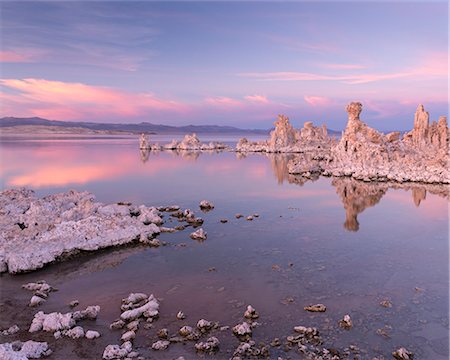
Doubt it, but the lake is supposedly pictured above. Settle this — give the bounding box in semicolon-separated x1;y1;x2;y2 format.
0;134;448;359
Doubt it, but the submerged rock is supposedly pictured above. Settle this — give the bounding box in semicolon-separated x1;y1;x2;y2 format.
1;325;20;336
304;303;327;312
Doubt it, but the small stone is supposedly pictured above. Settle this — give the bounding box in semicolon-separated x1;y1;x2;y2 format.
69;300;79;308
157;328;169;339
304;303;326;312
85;330;101;339
220;219;228;223
199;200;214;211
244;305;259;319
270;338;281;347
392;347;414;360
176;311;186;320
339;314;353;329
190;228;207;241
29;295;46;307
179;325;193;337
151;340;170;351
235;214;243;219
197;319;212;332
232;322;252;337
110;319;126;330
195;336;220;352
1;325;20;336
380;300;392;308
246;215;253;221
126;320;140;332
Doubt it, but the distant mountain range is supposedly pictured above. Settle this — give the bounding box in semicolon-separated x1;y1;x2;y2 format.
0;117;271;135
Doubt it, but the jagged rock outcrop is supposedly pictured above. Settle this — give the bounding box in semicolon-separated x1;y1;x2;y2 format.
236;114;333;153
0;189;166;273
289;102;449;184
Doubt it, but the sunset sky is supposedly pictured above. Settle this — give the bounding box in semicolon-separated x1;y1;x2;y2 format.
0;1;447;130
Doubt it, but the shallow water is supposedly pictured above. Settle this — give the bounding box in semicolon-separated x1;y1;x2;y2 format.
0;134;448;359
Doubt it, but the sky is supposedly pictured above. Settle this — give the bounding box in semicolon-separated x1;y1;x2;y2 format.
0;1;447;130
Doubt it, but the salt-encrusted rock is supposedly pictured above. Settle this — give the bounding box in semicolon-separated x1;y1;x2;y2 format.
120;294;159;322
179;326;193;337
196;319;212;332
102;343;131;359
62;326;84;339
176;311;186;320
126;320;140;332
244;305;259;319
53;331;61;340
120;330;135;342
380;300;393;308
190;228;207;241
246;215;253;221
151;340;170;351
0;189;164;273
236;115;333;154
195;336;220;353
1;325;20;336
29;295;46;307
22;281;54;294
235;213;243;219
29;311;75;333
85;330;100;339
304;304;326;312
288;102;449;184
0;340;52;359
72;305;101;320
199;200;214;211
232;322;252;337
392;347;414;360
338;314;353;329
293;326;319;337
110;319;126;330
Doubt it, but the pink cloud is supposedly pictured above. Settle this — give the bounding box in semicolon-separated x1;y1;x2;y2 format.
204;96;242;107
0;78;187;121
304;96;333;107
0;51;30;63
320;63;367;70
244;95;269;103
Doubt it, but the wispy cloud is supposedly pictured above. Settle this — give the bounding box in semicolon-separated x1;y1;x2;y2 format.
304;96;334;107
0;50;30;63
244;95;269;103
0;78;186;121
320;63;367;70
204;96;242;107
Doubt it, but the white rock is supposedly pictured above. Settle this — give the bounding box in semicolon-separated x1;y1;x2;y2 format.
151;340;170;351
85;330;100;339
120;295;159;321
190;228;207;241
1;325;20;336
29;295;46;307
199;200;214;210
102;344;129;360
195;336;220;352
121;330;135;342
232;322;252;337
62;326;84;339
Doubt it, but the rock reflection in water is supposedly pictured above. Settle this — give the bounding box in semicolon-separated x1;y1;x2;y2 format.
267;153;448;231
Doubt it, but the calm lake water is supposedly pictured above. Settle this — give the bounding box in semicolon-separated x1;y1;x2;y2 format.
0;134;448;359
